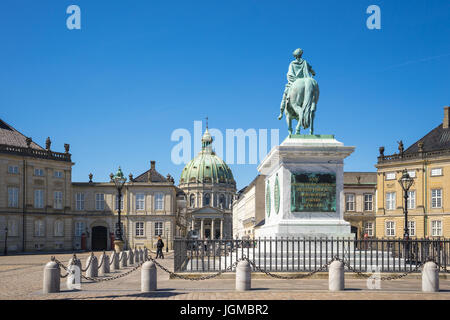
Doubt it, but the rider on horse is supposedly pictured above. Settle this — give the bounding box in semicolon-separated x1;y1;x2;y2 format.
279;48;316;119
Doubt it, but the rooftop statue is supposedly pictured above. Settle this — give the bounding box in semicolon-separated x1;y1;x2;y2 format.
278;48;320;135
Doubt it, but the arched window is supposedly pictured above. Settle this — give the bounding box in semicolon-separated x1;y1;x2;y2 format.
219;194;225;209
203;193;211;206
190;194;195;208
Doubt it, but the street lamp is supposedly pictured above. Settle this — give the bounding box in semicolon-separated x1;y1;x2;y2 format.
3;227;8;256
112;167;127;252
165;227;169;253
398;169;414;239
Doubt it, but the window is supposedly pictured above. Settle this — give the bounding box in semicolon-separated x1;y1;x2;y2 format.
136;193;145;210
364;194;373;211
190;194;195;208
76;193;85;211
34;189;44;208
407;170;416;178
7;219;18;237
154;222;163;236
386;192;396;210
135;222;144;236
54;220;64;237
95;193;105;211
54;191;63;209
431;189;442;208
345;194;355;211
155;193;164;210
8;187;19;208
364;222;374;237
8;165;19;174
115;195;124;210
408;221;416;237
34;220;45;237
407;191;416;209
203;193;211;206
54;171;63;178
386;172;396;180
431;220;442;237
431;168;442;177
34;168;44;176
75;222;85;237
385;221;395;237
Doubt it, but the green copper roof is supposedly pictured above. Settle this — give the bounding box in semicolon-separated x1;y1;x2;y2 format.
180;129;235;185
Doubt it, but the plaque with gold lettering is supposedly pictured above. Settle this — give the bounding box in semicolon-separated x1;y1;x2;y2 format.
291;172;336;212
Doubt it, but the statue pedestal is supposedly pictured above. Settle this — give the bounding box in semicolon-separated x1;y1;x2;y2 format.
254;135;355;240
114;240;124;252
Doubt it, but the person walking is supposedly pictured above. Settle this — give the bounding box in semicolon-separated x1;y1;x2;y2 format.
156;235;165;259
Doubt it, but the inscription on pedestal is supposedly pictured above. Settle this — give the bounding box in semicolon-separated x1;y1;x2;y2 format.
291;172;336;212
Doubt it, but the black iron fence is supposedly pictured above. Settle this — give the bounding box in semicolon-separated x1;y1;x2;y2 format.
173;237;450;273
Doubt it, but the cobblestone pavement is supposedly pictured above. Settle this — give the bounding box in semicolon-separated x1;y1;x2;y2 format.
1;252;450;300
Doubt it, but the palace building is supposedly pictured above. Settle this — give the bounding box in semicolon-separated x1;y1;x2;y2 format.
375;106;450;239
0;119;186;252
179;126;236;239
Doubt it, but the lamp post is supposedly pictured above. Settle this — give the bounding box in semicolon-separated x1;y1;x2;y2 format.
112;167;127;252
3;227;8;256
165;227;169;253
398;169;414;239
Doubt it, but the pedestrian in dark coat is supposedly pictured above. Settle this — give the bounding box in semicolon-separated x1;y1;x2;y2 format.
156;235;164;259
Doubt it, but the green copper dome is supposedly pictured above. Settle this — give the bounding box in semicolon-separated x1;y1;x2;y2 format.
180;128;235;185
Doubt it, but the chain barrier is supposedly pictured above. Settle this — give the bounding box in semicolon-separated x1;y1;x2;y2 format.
81;253;94;272
109;252;116;265
52;256;74;279
97;253;105;269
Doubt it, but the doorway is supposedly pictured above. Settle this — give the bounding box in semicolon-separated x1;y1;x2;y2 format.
91;226;108;250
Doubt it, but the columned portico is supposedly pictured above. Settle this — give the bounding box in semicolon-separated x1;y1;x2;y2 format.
190;206;230;239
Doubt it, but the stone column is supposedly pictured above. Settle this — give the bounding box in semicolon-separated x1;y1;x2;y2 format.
191;218;195;231
211;219;215;239
200;218;204;239
220;219;224;239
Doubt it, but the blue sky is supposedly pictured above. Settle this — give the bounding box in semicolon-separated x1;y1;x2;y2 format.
1;0;449;190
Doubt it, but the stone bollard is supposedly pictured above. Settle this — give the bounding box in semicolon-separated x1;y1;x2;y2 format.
120;251;128;268
67;254;82;288
144;247;148;261
43;260;60;293
236;260;251;291
110;251;119;271
85;253;98;278
141;261;157;292
422;261;439;292
128;250;134;265
99;252;110;275
134;248;140;263
139;248;144;262
329;260;345;291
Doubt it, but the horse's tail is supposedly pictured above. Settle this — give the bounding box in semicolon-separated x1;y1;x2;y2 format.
301;78;315;128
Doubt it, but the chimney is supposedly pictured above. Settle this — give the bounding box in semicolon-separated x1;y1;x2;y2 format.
444;106;450;129
151;160;156;170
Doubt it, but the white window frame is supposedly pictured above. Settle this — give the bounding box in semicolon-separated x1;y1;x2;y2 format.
34;220;45;237
364;194;373;211
7;219;18;237
76;193;85;211
407;190;416;209
385;221;395;237
136;193;145;211
364;222;374;237
54;191;63;209
8;165;19;174
34;189;44;208
155;193;164;210
34;168;44;176
8;187;19;208
154;222;163;236
407;170;416;178
430;168;443;177
408;220;416;237
54;170;63;178
135;222;145;237
75;221;85;237
431;189;442;208
386;192;396;210
95;193;105;211
386;172;396;180
54;220;64;237
431;220;442;237
345;194;355;211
